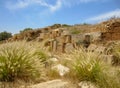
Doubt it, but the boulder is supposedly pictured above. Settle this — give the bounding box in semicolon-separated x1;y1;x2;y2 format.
49;57;59;62
78;81;97;88
52;64;69;76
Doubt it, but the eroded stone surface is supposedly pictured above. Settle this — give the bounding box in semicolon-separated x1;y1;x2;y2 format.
29;79;68;88
78;81;97;88
52;64;70;76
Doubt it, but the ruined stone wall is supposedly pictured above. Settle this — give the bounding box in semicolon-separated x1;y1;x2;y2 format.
101;22;120;41
94;20;120;41
102;32;120;41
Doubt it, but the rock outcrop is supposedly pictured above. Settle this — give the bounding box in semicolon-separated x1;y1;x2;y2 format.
29;79;69;88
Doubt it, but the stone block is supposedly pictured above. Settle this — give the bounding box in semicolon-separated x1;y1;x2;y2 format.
29;79;68;88
52;64;70;76
78;81;97;88
65;35;72;43
52;40;58;52
65;43;74;53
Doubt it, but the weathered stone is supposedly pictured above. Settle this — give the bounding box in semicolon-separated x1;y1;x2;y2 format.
49;39;55;51
65;35;72;43
52;64;69;76
39;33;45;39
44;33;50;39
49;57;59;62
62;30;70;36
85;32;102;42
36;37;43;42
52;40;58;52
60;35;66;43
87;44;97;52
61;43;66;53
50;29;62;39
56;43;63;53
29;79;68;88
65;43;74;53
94;46;106;53
72;34;84;43
78;81;97;88
83;35;91;48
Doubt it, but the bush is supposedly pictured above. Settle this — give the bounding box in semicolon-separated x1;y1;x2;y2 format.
62;24;71;27
35;50;49;62
20;28;33;33
70;29;81;34
0;31;12;41
0;41;43;82
72;50;104;82
66;49;120;88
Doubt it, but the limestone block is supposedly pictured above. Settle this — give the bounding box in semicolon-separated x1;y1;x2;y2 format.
78;81;97;88
29;79;68;88
52;40;57;52
57;43;64;53
60;35;66;43
52;64;69;76
65;43;74;53
39;33;45;39
65;35;72;43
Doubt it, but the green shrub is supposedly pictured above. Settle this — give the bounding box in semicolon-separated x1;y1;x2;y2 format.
0;41;43;82
66;49;120;88
35;49;50;68
35;50;49;62
0;31;12;41
70;29;81;34
20;28;33;33
73;51;104;82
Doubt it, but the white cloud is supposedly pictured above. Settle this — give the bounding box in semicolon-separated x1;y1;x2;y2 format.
34;0;62;12
6;0;103;12
85;9;120;23
49;0;62;12
6;0;31;10
62;0;99;6
6;0;62;12
79;0;97;3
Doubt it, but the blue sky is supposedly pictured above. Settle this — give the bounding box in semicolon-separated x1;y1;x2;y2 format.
0;0;120;34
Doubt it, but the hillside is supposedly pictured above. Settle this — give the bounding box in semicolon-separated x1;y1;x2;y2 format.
0;18;120;88
6;18;120;53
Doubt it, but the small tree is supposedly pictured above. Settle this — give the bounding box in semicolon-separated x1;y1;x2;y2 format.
0;31;12;41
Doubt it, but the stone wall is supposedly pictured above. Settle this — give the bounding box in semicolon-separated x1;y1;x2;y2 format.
101;32;120;41
93;20;120;41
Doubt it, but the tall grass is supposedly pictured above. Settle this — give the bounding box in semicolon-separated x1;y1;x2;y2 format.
63;48;120;88
0;41;43;82
71;49;105;82
110;42;120;66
